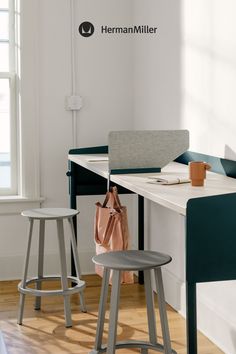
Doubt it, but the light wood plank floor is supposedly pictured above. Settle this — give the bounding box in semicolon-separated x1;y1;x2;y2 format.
0;275;224;354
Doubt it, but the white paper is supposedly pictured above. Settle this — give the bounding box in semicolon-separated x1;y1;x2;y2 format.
147;175;190;185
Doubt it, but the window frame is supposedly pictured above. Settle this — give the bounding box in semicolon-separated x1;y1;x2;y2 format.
0;0;17;195
0;0;43;213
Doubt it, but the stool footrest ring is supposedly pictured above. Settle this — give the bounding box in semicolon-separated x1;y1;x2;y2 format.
89;339;177;353
18;275;85;297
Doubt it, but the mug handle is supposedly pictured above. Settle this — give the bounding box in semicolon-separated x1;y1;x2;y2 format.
204;163;211;170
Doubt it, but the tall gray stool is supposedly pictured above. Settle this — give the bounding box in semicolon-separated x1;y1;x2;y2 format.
17;208;86;328
90;250;177;354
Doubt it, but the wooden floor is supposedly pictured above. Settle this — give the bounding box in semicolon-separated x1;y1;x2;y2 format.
0;275;224;354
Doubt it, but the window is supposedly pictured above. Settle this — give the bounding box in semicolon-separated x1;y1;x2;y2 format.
0;0;17;195
0;0;42;213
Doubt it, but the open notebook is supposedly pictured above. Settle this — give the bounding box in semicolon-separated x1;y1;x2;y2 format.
148;175;190;185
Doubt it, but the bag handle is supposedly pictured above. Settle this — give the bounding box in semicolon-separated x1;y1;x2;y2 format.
102;186;122;209
112;186;122;209
102;192;110;208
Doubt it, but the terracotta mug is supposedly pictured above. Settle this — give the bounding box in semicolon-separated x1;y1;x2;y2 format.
189;161;211;186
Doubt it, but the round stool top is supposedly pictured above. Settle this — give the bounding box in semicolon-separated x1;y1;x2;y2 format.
21;208;79;220
92;250;172;271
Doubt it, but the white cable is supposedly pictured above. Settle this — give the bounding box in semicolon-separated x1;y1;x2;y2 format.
70;0;77;147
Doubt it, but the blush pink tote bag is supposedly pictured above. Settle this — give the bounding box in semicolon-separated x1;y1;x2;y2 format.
94;186;134;284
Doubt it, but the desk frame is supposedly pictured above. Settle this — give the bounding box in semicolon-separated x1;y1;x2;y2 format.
68;146;236;354
67;146;145;284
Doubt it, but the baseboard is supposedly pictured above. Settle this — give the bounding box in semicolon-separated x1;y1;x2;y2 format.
0;252;69;280
194;296;236;354
0;331;7;354
161;268;185;311
0;250;96;281
78;250;96;275
162;269;236;354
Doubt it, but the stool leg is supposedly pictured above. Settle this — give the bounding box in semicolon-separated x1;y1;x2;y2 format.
144;269;158;345
17;219;34;325
154;268;172;354
94;268;110;351
57;219;72;328
35;219;45;310
68;218;86;312
107;270;121;354
79;293;86;313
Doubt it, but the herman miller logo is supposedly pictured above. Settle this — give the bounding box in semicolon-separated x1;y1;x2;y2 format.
101;25;158;34
78;22;95;37
78;21;158;38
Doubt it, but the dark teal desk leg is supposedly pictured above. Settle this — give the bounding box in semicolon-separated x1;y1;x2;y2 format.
138;195;144;284
186;193;236;354
68;160;77;277
186;282;197;354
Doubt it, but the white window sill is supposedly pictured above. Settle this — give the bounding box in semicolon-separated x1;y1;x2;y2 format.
0;196;45;215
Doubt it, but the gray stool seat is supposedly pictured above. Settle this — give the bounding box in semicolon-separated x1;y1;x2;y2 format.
93;250;171;271
17;207;86;328
22;208;78;220
90;250;176;354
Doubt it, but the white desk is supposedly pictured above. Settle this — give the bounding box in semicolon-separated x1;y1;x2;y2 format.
68;150;236;354
69;153;236;215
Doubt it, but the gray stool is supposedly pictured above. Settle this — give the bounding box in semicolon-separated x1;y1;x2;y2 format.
90;250;177;354
17;208;86;328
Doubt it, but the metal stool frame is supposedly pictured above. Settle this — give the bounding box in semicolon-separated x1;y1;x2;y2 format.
90;251;177;354
18;210;86;328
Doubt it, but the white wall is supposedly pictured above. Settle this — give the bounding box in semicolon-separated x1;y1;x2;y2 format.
0;0;135;279
133;1;236;353
182;0;236;160
74;0;134;146
181;2;236;352
1;1;236;352
133;0;181;130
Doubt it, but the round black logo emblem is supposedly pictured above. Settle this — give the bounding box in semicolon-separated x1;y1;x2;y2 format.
78;22;95;37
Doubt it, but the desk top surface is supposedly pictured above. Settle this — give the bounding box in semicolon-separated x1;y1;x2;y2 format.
69;154;236;215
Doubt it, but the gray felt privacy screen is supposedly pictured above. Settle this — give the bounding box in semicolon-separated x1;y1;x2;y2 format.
108;130;189;171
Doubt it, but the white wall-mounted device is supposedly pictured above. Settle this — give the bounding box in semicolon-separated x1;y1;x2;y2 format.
65;95;83;111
